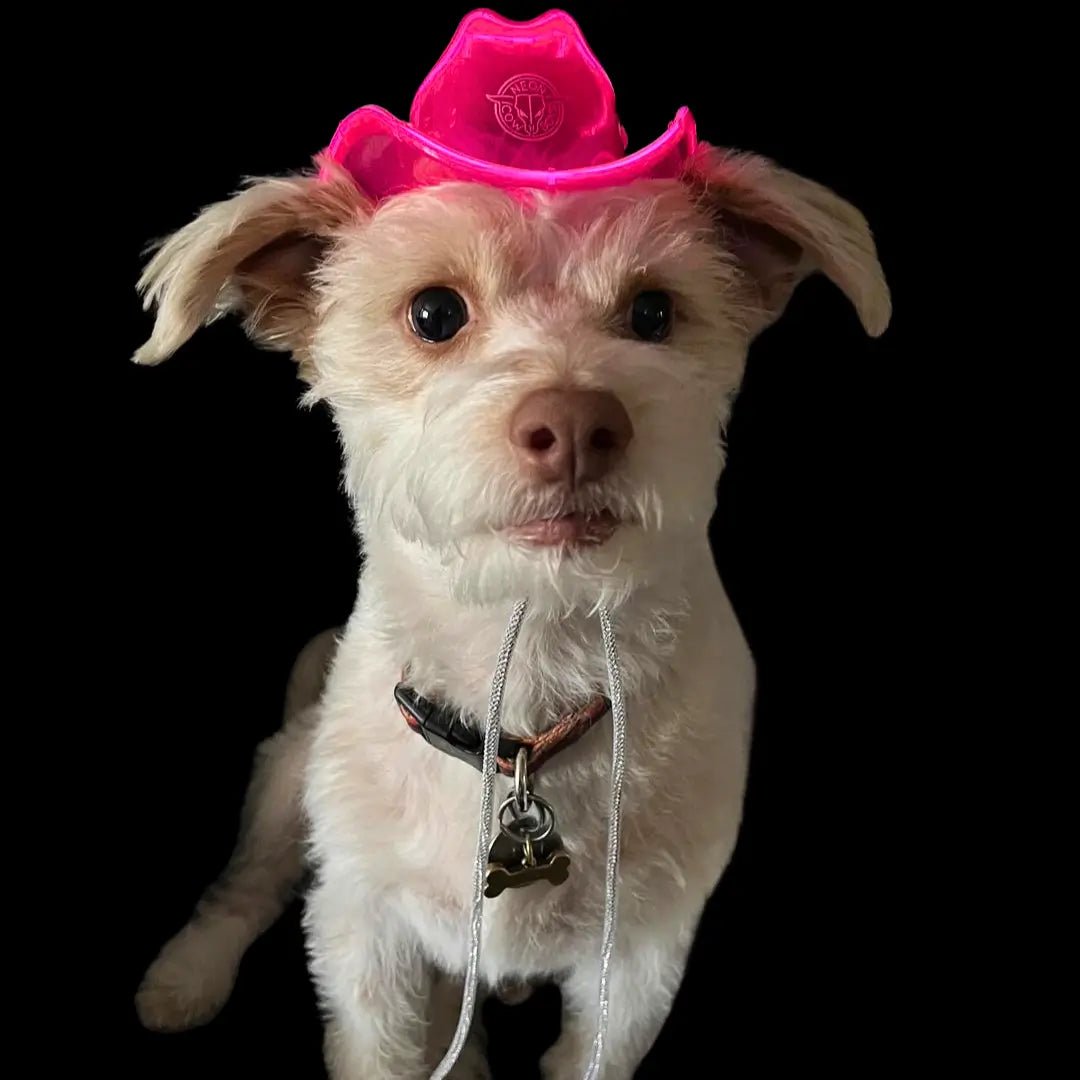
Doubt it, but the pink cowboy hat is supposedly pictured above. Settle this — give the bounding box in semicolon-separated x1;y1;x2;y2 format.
321;7;698;201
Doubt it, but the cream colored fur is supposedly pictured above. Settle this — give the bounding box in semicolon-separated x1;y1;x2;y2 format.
132;145;889;1079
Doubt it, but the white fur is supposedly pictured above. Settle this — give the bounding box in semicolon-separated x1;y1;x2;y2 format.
133;148;889;1077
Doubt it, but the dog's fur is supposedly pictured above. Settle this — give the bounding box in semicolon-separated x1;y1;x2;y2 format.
131;143;889;1078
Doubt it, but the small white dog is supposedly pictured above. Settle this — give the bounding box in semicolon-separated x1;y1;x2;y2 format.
130;12;889;1078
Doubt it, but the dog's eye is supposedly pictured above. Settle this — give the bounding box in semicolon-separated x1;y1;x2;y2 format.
409;287;469;343
630;290;673;342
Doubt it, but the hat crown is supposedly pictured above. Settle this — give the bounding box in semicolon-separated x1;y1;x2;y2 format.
408;9;627;171
320;8;696;201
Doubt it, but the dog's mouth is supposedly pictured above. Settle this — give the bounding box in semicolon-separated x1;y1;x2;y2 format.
503;509;621;548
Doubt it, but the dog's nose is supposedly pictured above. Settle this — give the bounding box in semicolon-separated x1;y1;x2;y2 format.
510;389;633;485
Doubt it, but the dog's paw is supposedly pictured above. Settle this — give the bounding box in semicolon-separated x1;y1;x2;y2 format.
446;1044;492;1080
540;1031;592;1080
426;1040;490;1080
135;920;241;1032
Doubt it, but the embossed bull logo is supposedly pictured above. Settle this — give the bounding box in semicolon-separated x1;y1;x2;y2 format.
487;74;565;141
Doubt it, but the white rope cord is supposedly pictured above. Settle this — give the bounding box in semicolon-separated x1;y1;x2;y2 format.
432;601;628;1080
584;606;628;1080
431;598;528;1080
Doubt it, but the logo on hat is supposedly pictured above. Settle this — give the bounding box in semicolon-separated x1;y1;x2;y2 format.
486;73;564;141
322;9;697;201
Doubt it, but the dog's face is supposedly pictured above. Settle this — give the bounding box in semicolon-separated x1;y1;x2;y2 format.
134;147;889;612
312;180;747;610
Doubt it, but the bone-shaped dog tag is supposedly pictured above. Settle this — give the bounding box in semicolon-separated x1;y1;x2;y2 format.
485;831;570;898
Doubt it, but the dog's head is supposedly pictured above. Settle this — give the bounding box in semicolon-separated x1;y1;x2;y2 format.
134;145;889;613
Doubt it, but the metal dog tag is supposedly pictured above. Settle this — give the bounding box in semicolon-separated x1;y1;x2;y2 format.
485;831;571;898
484;749;570;898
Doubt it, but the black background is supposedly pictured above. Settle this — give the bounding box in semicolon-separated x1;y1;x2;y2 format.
74;2;936;1075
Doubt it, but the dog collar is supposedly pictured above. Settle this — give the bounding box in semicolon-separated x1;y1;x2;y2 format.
395;677;609;776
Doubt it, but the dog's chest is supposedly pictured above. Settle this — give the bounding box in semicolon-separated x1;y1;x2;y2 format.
310;681;722;979
306;591;753;978
377;735;695;980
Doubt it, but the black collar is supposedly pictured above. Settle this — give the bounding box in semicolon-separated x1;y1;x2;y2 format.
395;680;610;776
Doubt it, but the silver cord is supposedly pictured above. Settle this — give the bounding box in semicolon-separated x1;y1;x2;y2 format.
432;600;627;1080
584;607;629;1080
430;598;528;1080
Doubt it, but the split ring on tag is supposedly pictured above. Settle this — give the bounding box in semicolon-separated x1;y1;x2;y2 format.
497;793;555;844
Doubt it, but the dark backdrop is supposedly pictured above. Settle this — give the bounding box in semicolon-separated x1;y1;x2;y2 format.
85;3;924;1076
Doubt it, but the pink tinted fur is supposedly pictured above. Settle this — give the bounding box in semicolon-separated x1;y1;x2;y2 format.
320;8;698;201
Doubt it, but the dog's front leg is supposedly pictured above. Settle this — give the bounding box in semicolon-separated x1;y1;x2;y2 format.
541;924;694;1080
306;883;432;1080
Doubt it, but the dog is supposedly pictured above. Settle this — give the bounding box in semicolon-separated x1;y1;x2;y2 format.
130;11;889;1078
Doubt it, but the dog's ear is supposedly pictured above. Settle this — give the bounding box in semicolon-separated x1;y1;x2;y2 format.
133;161;368;369
689;143;891;339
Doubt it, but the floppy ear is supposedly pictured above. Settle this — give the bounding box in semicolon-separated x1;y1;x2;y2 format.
688;142;891;339
133;162;367;372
